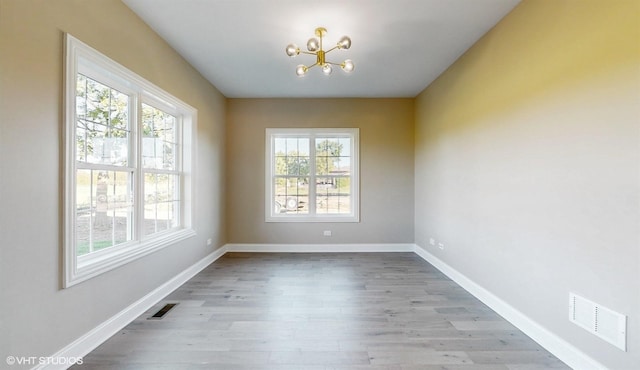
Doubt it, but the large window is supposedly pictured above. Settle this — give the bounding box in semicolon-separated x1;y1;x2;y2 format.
64;35;196;287
266;128;359;222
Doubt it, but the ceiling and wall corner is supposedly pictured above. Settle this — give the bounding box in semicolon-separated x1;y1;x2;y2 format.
122;0;521;98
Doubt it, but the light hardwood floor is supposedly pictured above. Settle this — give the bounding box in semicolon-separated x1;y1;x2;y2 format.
74;253;569;369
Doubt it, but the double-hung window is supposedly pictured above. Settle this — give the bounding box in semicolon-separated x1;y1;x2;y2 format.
266;128;359;222
64;35;196;287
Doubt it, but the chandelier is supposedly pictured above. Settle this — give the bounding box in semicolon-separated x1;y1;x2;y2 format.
285;27;355;76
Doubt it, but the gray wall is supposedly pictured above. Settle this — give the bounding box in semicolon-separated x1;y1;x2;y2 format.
414;0;639;368
226;99;414;245
0;0;226;367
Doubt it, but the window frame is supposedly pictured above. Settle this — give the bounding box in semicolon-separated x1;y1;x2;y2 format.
265;128;359;223
64;34;196;287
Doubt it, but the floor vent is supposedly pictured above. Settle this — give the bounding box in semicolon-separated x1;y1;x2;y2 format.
148;303;178;320
569;293;626;351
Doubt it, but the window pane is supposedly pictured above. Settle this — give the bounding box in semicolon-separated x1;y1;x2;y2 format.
315;137;344;176
274;177;308;214
76;74;130;166
335;177;351;214
297;138;310;155
142;104;177;170
76;169;133;256
275;155;309;176
274;137;309;177
316;177;351;214
274;137;287;156
144;173;179;236
163;142;177;170
286;137;298;153
274;177;287;200
275;155;287;175
336;156;351;176
339;138;351;155
316;155;329;175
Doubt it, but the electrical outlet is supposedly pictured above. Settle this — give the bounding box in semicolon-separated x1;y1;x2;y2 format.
438;242;444;250
207;238;212;246
323;230;332;237
429;238;436;246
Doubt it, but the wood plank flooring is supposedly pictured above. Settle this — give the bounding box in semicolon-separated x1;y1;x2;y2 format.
74;253;569;369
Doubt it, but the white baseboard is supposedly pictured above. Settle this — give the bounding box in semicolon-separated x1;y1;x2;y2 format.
412;244;605;370
42;243;603;370
37;246;228;370
226;243;415;253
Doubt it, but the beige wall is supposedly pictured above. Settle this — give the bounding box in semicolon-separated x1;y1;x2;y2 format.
0;0;226;366
414;0;639;368
226;99;414;244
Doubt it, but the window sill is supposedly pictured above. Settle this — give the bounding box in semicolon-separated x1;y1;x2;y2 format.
65;228;196;288
265;215;359;223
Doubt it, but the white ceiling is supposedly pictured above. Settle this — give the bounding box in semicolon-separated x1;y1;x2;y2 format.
122;0;520;98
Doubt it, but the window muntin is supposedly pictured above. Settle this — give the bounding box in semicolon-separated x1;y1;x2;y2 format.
266;128;359;222
65;34;196;287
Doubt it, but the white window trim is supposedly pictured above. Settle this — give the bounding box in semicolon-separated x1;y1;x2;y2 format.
265;128;360;223
64;34;197;287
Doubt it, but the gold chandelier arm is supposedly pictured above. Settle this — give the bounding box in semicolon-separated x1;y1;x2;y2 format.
300;51;317;56
324;45;340;54
298;62;319;71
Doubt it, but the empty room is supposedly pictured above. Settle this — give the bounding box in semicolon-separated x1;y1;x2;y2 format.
0;0;638;369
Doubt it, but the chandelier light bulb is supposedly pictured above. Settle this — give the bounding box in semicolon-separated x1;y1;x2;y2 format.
286;44;300;57
341;59;355;73
295;64;308;76
322;64;333;75
337;36;351;50
307;38;320;52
